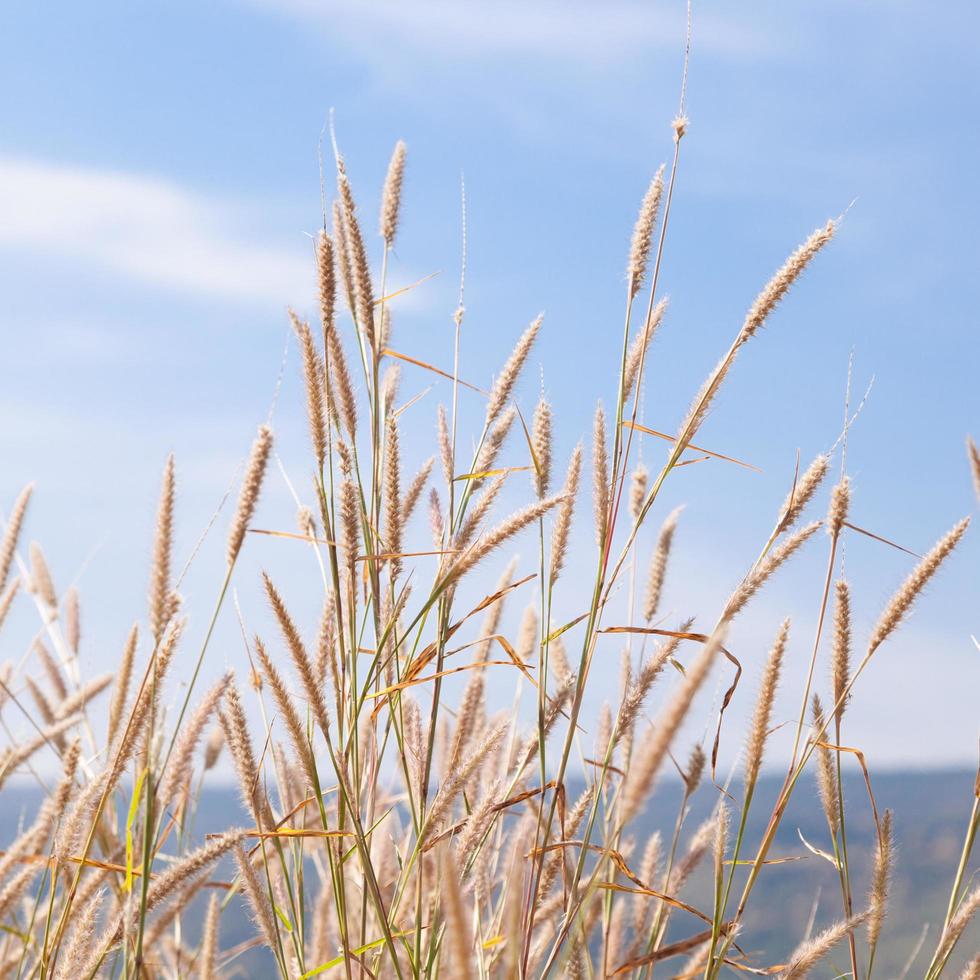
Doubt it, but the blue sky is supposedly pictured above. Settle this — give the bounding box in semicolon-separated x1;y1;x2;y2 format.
1;1;977;768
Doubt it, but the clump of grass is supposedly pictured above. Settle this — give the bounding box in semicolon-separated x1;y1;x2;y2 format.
0;94;976;980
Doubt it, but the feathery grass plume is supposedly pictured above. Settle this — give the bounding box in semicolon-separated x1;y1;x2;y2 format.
382;361;401;417
866;808;893;950
316;229;336;333
456;777;500;865
454;472;507;555
550;444;582;584
380;139;407;245
867;516;970;654
401;456;434;526
339;479;360;583
485;315;542;426
198;892;221;980
629;464;648;521
380;303;393;351
675;222;835;452
0;483;32;591
779;912;870;980
26;675;57;731
439;843;475;980
226;424;273;565
592;402;610;547
669;808;720;892
826;475;850;539
627;165;665;297
745;619;790;792
203;724;223;770
811;694;839;836
618;627;689;742
234;847;279;952
620;629;725;823
326;322;357;438
35;639;67;700
967;435;980;501
714;800;730;879
106;624;138;748
64;585;80;654
623;296;668;400
337;169;376;348
531;394;553;498
0;580;19;631
473;406;516;487
316;593;337;686
29;541;57;611
0;715;82;790
159;671;232;810
103;831;247;952
633;830;663;931
933;884;980;967
684;742;707;795
54;887;104;980
725;521;821;621
332;199;356;318
384;416;403;577
429;487;444;549
960;952;980;980
0;864;39;920
741;221;836;343
255;635;317;790
55;672;113;720
220;681;274;829
262;573;331;739
437;404;453;487
776;453;830;534
516;603;539;663
148;453;176;643
643;505;682;621
445;672;485;778
423;720;509;842
291;310;327;468
448;493;563;584
831;579;851;724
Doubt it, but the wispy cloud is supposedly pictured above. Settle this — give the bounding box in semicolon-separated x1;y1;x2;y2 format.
0;156;309;303
246;0;768;64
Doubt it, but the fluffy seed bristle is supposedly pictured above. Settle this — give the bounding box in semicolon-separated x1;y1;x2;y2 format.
384;416;403;578
149;454;176;643
592;402;609;548
629;464;647;521
28;541;57;611
332;199;357;322
337;170;376;349
866;809;893;950
740;221;836;343
0;483;33;591
744;619;790;792
227;425;273;566
776;453;830;534
643;505;682;621
485;316;542;425
627;165;666;298
549;444;582;585
291;310;327;468
623;297;668;400
867;516;970;654
812;694;839;836
380;139;407;245
780;910;869;979
531;394;553;499
826;475;850;538
831;579;851;724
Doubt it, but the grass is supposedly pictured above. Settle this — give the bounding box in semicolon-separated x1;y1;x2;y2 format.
0;102;977;980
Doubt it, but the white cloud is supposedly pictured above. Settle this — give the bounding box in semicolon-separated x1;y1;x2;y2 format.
0;156;309;303
248;0;768;63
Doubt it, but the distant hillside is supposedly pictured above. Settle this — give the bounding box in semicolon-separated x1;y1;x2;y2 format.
2;768;976;976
